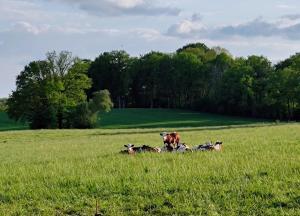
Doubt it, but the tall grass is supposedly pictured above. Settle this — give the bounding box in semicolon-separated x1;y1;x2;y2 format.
0;124;299;215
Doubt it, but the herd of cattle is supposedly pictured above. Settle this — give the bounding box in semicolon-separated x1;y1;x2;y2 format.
120;132;223;154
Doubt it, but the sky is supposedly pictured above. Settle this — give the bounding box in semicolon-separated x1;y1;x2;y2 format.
1;0;300;97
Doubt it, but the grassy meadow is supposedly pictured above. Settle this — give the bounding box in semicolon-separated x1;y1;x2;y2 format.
98;109;263;129
0;109;299;215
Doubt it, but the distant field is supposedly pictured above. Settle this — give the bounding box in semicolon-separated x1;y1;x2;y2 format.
0;112;27;131
98;108;264;129
0;109;265;131
0;109;299;215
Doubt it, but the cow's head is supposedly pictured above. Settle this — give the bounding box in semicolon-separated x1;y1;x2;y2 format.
160;132;169;142
177;143;191;152
214;141;223;151
154;147;162;153
124;144;135;150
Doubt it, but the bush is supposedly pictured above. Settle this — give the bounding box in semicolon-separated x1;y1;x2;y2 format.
68;102;97;129
66;90;114;129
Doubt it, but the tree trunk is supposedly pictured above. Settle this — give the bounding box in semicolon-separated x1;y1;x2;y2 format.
287;98;291;121
57;111;63;129
118;96;121;109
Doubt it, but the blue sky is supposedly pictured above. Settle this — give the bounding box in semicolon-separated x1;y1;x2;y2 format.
1;0;300;97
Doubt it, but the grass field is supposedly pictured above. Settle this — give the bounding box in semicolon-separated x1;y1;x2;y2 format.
0;109;299;215
99;109;265;129
0;109;263;131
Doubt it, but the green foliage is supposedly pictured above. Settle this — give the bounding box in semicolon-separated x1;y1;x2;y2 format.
87;44;299;120
0;123;299;215
88;50;132;108
89;90;114;113
7;60;57;128
267;67;300;119
61;90;114;129
7;51;93;129
6;43;300;125
177;42;210;53
68;102;97;129
130;52;172;108
0;98;7;112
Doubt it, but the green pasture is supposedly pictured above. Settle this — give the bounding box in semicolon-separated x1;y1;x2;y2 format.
0;109;299;215
99;108;264;129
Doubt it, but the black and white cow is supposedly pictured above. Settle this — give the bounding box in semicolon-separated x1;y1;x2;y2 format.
192;141;223;151
120;144;161;154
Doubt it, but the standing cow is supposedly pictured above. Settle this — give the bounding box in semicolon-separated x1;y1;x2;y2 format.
160;132;180;151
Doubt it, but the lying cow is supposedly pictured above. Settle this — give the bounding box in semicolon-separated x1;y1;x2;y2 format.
176;143;193;153
160;132;180;151
142;145;162;153
120;144;161;154
192;141;223;152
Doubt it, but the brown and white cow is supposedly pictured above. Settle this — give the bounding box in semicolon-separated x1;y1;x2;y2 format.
160;132;180;151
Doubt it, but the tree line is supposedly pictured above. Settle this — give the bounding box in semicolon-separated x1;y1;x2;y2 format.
88;43;300;120
6;43;300;129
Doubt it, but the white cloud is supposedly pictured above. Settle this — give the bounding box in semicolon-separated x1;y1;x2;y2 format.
130;28;164;41
276;4;294;9
13;21;50;35
0;0;47;22
167;14;206;38
167;16;300;41
113;0;144;8
42;0;180;17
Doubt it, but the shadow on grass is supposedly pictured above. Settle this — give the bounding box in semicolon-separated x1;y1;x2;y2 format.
91;123;281;136
98;108;269;129
0;109;274;132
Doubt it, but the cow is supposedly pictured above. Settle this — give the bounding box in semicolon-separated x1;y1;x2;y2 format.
213;141;223;151
141;145;162;153
160;132;180;151
192;141;223;152
120;144;161;154
120;144;137;154
176;143;193;153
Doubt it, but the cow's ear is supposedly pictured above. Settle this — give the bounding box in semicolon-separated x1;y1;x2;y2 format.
132;144;135;147
124;145;128;148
